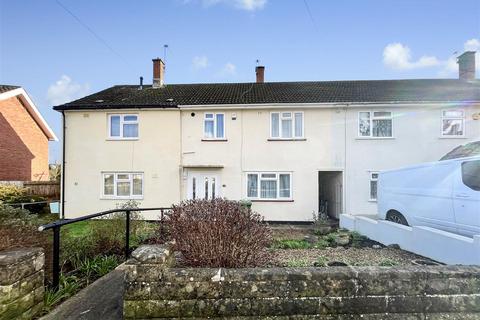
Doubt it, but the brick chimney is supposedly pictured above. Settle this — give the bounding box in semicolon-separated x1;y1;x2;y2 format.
152;58;165;88
457;51;476;81
256;66;265;83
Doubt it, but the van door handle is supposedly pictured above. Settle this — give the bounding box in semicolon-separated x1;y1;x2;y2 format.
456;193;470;198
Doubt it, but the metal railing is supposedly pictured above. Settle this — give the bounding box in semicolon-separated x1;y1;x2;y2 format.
38;207;171;290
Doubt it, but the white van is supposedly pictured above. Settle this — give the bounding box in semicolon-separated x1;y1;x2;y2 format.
377;156;480;237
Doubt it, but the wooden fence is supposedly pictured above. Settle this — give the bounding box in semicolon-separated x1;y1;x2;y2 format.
23;181;60;200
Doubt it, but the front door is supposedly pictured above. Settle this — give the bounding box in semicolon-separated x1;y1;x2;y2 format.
187;172;220;200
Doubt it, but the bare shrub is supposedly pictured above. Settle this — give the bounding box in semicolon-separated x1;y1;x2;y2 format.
166;199;272;268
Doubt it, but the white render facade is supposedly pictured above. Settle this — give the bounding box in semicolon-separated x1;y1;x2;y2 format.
61;102;480;221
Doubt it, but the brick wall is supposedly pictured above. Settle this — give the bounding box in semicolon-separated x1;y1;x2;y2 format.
0;248;45;319
124;245;480;319
0;96;49;181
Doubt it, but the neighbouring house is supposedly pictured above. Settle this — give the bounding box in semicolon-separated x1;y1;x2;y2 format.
0;85;57;182
54;52;480;221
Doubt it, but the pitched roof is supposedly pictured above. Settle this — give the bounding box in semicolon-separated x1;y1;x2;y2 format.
0;86;58;141
53;79;480;111
0;85;20;94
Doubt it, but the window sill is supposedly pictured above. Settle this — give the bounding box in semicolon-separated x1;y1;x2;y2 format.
250;199;294;202
106;138;139;141
356;137;395;140
100;196;144;200
267;138;306;141
201;139;228;142
438;136;467;139
368;199;378;203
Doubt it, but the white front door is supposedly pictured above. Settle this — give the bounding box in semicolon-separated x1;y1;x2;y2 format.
187;172;220;200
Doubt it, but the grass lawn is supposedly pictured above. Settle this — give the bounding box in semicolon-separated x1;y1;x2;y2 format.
63;221;92;238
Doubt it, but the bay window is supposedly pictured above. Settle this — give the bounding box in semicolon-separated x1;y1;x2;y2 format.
102;172;143;198
271;112;303;139
359;111;393;138
246;172;292;200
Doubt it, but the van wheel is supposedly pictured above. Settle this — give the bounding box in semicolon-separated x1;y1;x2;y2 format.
386;211;409;226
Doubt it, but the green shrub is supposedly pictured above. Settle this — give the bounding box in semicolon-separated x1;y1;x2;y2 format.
379;258;398;266
315;256;328;267
272;239;311;249
351;231;368;248
324;233;337;245
313;239;330;249
285;258;310;267
43;275;81;312
0;185;27;203
0;204;35;225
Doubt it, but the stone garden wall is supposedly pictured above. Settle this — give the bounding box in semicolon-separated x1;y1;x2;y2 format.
124;245;480;319
0;248;44;320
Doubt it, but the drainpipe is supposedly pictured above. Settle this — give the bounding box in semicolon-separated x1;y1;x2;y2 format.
61;111;66;219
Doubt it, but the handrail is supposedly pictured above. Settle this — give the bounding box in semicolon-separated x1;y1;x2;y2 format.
38;207;171;290
38;207;169;231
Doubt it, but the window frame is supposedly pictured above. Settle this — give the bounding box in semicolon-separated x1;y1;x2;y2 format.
369;171;379;202
358;111;394;139
245;172;293;201
101;172;144;199
108;114;139;140
203;112;226;140
270;111;304;139
441;109;465;138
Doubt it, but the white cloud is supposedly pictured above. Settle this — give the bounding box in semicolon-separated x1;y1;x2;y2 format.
46;75;90;105
383;43;440;70
464;38;480;51
383;39;480;77
192;55;209;69
185;0;267;11
233;0;266;11
220;62;237;76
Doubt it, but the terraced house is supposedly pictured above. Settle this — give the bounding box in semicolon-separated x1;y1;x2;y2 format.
54;52;480;221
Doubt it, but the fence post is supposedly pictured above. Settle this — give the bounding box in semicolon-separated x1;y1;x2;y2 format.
52;225;60;290
125;210;130;260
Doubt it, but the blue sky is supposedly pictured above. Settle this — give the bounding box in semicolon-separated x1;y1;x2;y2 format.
1;0;479;162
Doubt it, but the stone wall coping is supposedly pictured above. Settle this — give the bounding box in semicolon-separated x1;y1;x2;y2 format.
0;248;43;266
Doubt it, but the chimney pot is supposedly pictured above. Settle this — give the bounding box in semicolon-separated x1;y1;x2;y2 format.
152;58;165;88
457;51;476;81
256;66;265;83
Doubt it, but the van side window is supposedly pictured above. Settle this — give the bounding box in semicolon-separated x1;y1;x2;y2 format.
462;160;480;191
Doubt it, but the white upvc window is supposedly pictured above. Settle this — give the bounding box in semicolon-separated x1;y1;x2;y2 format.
204;113;225;139
108;114;139;139
246;172;292;200
358;111;393;138
270;112;304;139
441;109;465;137
369;172;379;201
102;172;143;199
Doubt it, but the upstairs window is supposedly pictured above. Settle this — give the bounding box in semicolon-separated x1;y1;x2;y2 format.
204;113;225;139
271;112;303;139
359;111;393;138
442;110;465;137
109;114;138;139
246;172;292;200
103;172;143;198
369;172;379;201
